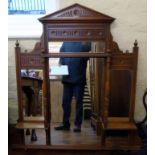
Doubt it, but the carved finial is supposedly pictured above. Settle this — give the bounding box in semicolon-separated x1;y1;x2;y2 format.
134;40;138;47
15;40;19;47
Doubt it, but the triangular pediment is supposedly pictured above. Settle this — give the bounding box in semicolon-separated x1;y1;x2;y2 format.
39;3;115;23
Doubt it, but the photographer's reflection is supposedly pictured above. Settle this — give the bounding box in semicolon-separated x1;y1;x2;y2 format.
54;42;91;132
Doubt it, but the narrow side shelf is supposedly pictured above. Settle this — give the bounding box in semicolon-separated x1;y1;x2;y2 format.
24;116;44;122
106;121;137;130
105;117;137;130
16;122;45;129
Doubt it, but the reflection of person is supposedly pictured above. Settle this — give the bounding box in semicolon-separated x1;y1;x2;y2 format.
54;42;91;132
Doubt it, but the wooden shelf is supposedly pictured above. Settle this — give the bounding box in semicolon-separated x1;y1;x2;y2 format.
16;122;45;129
24;116;44;122
102;121;137;130
12;122;142;151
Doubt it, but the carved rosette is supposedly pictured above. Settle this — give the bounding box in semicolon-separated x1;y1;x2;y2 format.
56;6;98;18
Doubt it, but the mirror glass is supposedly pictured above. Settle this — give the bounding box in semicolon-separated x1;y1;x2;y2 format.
48;41;106;127
48;41;106;53
21;69;44;121
49;57;93;124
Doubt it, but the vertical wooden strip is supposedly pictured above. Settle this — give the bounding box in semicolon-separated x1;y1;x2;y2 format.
42;25;51;145
15;41;23;122
130;41;139;121
103;56;111;127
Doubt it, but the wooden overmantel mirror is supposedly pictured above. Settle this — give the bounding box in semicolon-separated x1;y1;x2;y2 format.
14;3;142;150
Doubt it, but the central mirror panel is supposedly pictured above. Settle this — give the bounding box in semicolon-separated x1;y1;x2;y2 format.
49;41;92;125
48;41;131;125
48;41;105;126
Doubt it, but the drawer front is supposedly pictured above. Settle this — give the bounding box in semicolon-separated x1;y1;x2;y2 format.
47;24;106;41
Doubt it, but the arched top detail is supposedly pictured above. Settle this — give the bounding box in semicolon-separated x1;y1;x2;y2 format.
39;3;115;23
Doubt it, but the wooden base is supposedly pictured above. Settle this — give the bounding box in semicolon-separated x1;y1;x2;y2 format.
9;148;141;155
11;121;142;151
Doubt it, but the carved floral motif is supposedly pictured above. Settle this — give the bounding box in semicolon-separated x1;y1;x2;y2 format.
48;28;105;40
20;54;44;68
57;7;93;17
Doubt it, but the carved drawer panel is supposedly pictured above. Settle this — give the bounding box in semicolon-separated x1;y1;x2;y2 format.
20;54;44;68
111;55;135;69
47;24;106;41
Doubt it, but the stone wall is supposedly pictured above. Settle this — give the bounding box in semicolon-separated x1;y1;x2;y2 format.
8;0;147;123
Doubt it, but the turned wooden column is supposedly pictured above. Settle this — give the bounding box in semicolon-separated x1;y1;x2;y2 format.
102;52;111;144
